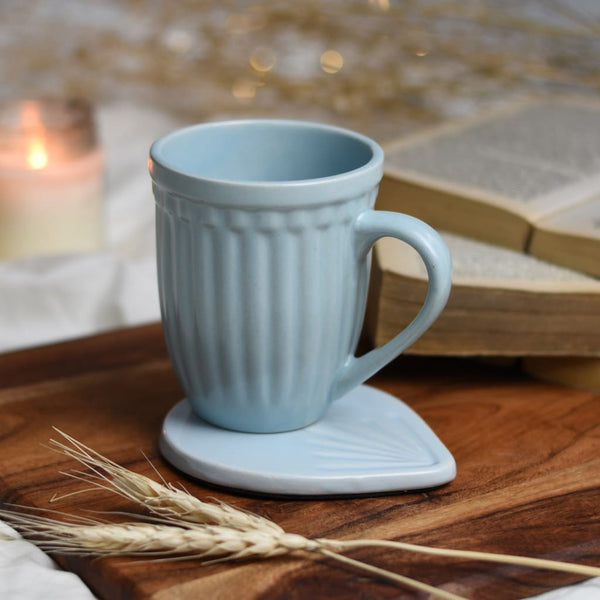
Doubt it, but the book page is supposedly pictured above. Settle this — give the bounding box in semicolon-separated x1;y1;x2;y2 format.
377;232;600;292
534;193;600;238
528;194;600;277
385;101;600;217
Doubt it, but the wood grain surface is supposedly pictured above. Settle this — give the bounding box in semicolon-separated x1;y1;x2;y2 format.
0;324;599;599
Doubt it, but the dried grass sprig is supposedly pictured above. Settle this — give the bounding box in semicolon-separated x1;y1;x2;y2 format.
0;509;313;560
0;507;466;600
48;431;600;579
47;429;282;534
2;431;599;600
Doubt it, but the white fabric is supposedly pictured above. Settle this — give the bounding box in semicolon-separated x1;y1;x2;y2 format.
529;579;600;599
0;252;158;352
0;523;96;600
0;103;176;353
0;104;598;599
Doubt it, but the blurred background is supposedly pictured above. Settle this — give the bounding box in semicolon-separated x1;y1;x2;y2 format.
2;0;599;141
1;0;599;354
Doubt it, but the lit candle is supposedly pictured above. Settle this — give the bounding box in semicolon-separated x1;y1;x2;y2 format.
0;99;104;260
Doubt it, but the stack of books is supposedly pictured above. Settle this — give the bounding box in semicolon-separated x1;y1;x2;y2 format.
365;98;600;390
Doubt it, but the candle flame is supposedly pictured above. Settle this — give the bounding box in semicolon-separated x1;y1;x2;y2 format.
22;102;49;169
28;140;48;170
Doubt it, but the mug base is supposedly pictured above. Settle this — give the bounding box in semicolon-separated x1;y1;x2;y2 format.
159;384;455;496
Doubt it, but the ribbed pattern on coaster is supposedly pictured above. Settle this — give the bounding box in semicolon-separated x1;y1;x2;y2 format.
155;186;377;432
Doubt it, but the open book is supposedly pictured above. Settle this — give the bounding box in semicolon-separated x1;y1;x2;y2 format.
364;233;600;389
365;234;600;358
377;99;600;277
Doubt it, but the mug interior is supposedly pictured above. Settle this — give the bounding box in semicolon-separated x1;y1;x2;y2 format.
153;120;375;183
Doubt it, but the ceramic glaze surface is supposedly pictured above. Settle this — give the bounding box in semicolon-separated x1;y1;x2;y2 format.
150;119;452;433
159;385;456;495
155;187;375;431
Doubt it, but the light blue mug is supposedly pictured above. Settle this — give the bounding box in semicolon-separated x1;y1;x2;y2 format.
149;119;451;433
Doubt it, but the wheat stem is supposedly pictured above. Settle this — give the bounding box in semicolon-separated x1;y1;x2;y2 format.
320;539;600;578
318;548;468;600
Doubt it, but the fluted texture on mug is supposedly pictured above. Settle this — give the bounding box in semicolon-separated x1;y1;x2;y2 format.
154;186;376;432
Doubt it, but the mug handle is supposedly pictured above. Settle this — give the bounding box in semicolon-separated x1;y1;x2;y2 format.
330;210;452;402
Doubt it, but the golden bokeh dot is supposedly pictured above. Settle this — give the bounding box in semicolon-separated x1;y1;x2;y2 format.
368;0;390;11
320;50;344;74
249;47;276;73
231;78;259;100
226;13;266;34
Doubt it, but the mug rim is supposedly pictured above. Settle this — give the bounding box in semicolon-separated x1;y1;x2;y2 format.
149;118;384;207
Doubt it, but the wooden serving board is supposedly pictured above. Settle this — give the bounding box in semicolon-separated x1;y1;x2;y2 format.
1;324;599;599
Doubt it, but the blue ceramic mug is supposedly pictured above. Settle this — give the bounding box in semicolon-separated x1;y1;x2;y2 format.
149;119;451;433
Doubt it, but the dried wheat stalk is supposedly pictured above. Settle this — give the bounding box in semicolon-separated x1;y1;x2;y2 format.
47;430;600;579
48;429;282;534
2;431;599;600
0;509;464;600
0;510;313;560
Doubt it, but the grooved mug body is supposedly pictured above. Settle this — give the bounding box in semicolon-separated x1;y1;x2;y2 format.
154;186;374;432
150;119;451;433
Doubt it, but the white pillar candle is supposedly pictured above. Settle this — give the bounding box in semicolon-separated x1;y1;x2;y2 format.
0;99;104;260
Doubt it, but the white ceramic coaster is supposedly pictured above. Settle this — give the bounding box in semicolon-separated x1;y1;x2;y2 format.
159;384;456;496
